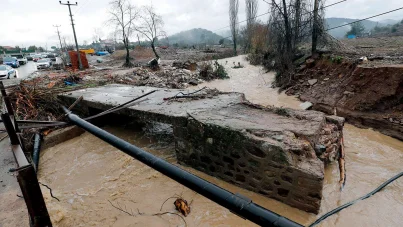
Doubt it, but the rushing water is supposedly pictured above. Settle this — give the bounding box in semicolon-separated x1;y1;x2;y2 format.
38;55;403;227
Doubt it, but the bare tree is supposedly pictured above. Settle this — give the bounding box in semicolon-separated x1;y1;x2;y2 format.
311;0;319;53
266;0;327;87
107;31;118;44
107;0;138;67
93;28;104;43
245;0;258;52
229;0;239;55
135;5;165;60
294;0;302;45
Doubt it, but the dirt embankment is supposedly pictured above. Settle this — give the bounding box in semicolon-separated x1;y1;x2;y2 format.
287;58;403;140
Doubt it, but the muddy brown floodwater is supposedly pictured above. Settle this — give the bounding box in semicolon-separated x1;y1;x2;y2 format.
38;55;403;227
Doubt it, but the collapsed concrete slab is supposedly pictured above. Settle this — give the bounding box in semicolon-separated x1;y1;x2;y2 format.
59;84;344;213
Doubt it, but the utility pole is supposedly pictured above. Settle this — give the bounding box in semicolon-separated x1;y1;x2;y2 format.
59;1;83;70
53;25;64;52
54;25;65;67
312;0;320;54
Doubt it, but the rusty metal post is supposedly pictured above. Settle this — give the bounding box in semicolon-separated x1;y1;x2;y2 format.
0;81;15;116
1;113;19;145
17;165;53;227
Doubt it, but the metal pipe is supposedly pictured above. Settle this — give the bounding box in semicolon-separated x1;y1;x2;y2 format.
32;133;42;172
63;108;302;227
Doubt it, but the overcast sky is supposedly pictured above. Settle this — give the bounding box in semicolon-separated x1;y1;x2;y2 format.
1;0;402;48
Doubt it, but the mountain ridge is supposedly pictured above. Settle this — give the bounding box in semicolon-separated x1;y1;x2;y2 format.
160;28;224;46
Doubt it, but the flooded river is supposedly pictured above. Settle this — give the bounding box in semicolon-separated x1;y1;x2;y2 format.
38;55;403;227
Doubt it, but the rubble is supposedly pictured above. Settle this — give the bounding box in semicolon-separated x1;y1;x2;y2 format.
308;79;318;86
300;101;313;110
172;60;198;71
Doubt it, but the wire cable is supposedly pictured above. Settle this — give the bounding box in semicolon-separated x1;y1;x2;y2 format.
326;6;403;31
218;0;349;40
309;171;403;227
215;0;348;32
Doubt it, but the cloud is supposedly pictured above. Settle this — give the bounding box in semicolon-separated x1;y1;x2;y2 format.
0;0;402;47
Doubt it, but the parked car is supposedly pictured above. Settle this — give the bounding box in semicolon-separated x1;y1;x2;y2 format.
46;54;57;61
95;51;109;56
45;58;53;66
10;54;27;65
26;53;36;61
33;54;42;62
36;58;51;69
0;65;17;79
3;57;20;68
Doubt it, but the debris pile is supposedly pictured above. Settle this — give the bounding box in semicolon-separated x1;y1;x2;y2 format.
7;72;100;122
108;61;228;89
172;60;198;71
111;66;202;89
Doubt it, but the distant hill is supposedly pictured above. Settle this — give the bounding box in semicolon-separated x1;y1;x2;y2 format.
325;18;383;38
378;19;399;25
160;28;225;46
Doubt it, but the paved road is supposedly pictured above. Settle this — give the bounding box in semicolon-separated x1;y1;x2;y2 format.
1;58;62;87
0;132;28;226
16;61;38;78
0;61;38;87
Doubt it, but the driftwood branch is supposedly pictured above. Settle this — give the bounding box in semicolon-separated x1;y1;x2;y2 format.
338;136;346;191
39;182;60;201
109;199;188;227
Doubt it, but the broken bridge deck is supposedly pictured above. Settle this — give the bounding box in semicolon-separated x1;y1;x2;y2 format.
59;84;345;213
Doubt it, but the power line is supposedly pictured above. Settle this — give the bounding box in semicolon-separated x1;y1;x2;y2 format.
75;0;93;16
73;0;87;14
326;6;403;31
214;12;270;32
323;0;347;9
301;0;348;17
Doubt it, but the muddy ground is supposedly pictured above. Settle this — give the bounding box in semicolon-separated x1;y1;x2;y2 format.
0;134;29;227
287;58;403;140
92;47;234;68
332;36;403;65
284;36;403;140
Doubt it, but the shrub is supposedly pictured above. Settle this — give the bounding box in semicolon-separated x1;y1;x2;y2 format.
331;56;343;64
213;60;229;79
274;107;290;117
199;61;213;79
247;52;265;65
199;60;229;80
